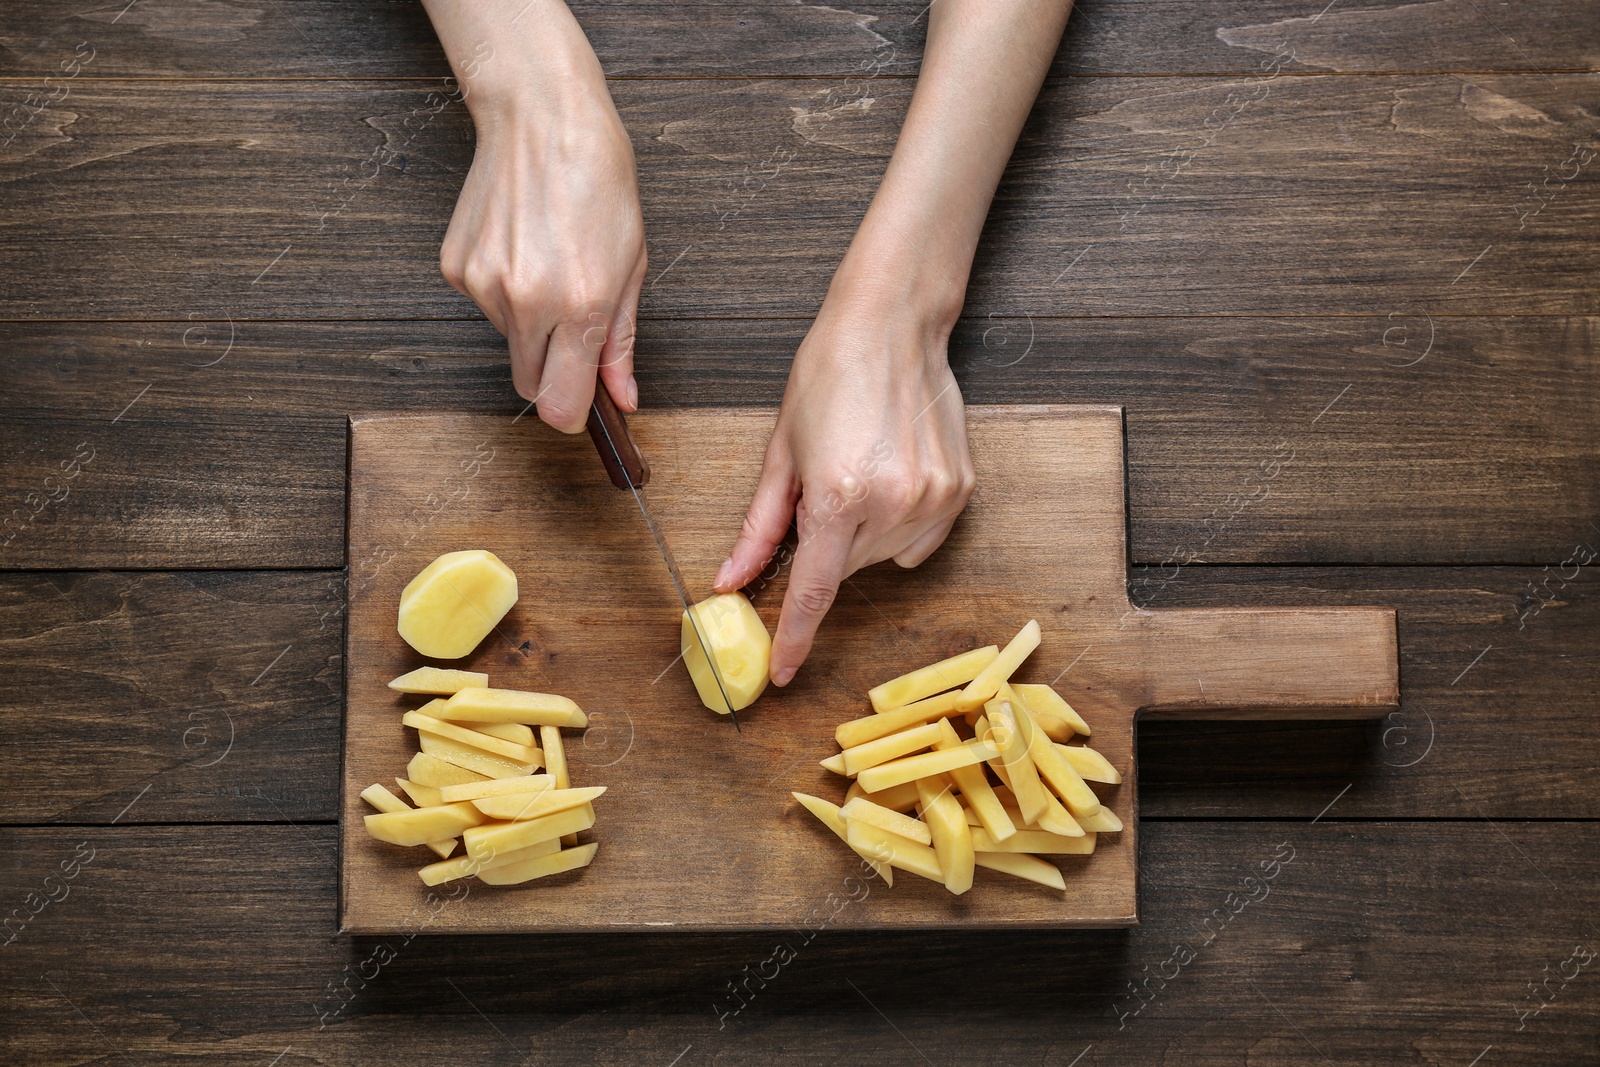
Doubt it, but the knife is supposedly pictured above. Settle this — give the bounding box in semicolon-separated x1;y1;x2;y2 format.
585;386;743;731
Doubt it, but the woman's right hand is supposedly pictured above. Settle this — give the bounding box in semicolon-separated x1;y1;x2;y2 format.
431;0;647;431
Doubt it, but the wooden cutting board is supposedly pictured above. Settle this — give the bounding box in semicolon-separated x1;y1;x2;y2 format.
341;406;1397;933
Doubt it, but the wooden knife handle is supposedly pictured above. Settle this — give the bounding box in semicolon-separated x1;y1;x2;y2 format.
586;386;650;489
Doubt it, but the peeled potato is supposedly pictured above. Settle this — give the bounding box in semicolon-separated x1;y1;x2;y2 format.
397;550;519;659
682;592;770;714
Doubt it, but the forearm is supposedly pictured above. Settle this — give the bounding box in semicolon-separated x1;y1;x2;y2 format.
419;0;608;129
834;0;1072;332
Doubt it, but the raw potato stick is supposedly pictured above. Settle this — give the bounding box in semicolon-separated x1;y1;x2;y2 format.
388;667;489;695
542;724;577;846
983;696;1052;824
1025;717;1103;817
456;720;535;746
439;774;555;803
971;827;1096;855
837;690;967;748
365;802;487;847
845;821;945;883
933;719;1017;843
839;796;934;845
462;802;595;862
1056;743;1121;784
868;645;1000;712
958;620;1041;710
402;710;541;763
419;732;538;779
405;751;490;789
394;777;443;808
792;792;893;886
418;838;560;886
1012;682;1091;736
845;780;920;813
855;737;1001;794
840;720;944;776
439;687;587;727
360;783;456;858
1077;806;1124;833
916;776;975;895
975;851;1067;891
471;786;606;821
478;842;599;886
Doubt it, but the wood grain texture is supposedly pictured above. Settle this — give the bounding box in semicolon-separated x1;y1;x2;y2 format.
1;314;1591;567
0;571;341;824
0;414;345;569
2;75;1596;319
1;0;1593;79
342;407;1395;931
7;563;1588;825
4;822;1597;1063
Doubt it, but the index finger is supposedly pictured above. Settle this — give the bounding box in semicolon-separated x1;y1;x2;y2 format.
769;504;859;686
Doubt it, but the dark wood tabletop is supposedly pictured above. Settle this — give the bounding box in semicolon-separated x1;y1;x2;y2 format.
2;2;1596;1063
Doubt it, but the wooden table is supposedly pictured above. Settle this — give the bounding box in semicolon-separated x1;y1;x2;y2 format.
1;2;1595;1063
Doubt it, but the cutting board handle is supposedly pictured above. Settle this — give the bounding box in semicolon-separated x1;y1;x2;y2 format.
586;386;651;490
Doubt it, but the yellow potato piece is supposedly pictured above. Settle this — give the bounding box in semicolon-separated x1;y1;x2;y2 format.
471;786;606;821
438;773;554;804
1077;806;1123;833
406;751;491;788
1056;743;1121;784
1012;682;1091;736
682;592;770;715
975;851;1066;891
1025;717;1103;817
478;842;599;886
397;549;519;659
933;719;1016;843
983;695;1051;825
463;802;596;862
791;792;893;886
839;796;933;845
362;783;457;858
387;667;489;695
845;821;945;883
916;777;975;895
365;802;486;847
403;710;542;763
418;838;560;886
819;752;849;776
393;777;443;808
1035;790;1085;838
958;620;1041;711
540;727;569;789
418;732;539;779
868;645;999;713
836;690;966;749
845;780;920;813
438;687;587;727
840;720;944;776
971;827;1096;855
856;737;999;794
457;721;535;746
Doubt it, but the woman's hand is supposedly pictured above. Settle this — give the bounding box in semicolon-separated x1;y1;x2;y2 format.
426;0;646;431
712;287;975;686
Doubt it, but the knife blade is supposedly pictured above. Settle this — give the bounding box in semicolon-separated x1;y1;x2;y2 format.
584;387;742;731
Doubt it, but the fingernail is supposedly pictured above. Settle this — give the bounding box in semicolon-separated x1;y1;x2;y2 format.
626;375;638;411
773;666;797;687
713;558;733;590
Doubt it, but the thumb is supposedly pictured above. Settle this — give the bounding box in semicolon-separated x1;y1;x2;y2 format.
715;441;798;593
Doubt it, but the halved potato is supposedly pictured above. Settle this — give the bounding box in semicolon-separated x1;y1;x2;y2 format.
397;549;519;659
682;592;770;715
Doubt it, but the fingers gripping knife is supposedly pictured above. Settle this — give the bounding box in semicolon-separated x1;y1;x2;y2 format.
584;388;743;730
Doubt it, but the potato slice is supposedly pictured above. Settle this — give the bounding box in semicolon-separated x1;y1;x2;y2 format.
971;827;1096;855
791;792;893;885
933;719;1016;843
540;725;578;846
856;737;999;794
361;783;457;858
1025;718;1103;818
438;773;555;803
463;803;595;862
836;691;966;749
1056;743;1121;784
418;732;538;779
682;592;770;715
1012;682;1091;736
393;777;442;808
916;777;975;895
438;687;587;727
820;753;849;775
958;620;1041;710
983;695;1051;825
471;786;606;821
387;667;489;695
365;802;487;847
403;710;542;763
478;842;599;886
868;645;999;713
840;720;944;776
844;821;945;883
397;550;518;659
1077;806;1123;833
975;851;1066;891
839;796;933;845
406;751;491;789
418;838;560;886
456;721;535;746
1034;789;1086;838
845;780;920;813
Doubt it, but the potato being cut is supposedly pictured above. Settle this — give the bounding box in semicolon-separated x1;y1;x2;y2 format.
682;592;770;715
397;549;519;659
388;667;489;695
